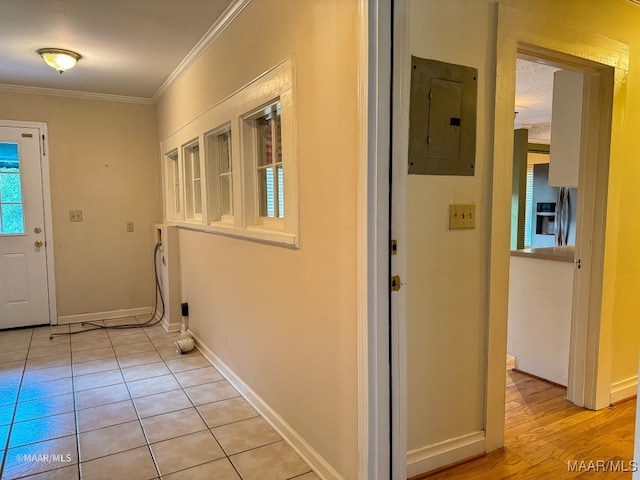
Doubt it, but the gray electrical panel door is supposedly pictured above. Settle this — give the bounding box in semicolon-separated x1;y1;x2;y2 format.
409;56;477;176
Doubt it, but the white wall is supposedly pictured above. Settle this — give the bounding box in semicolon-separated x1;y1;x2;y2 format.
0;91;160;318
405;0;493;453
155;1;359;478
405;0;640;474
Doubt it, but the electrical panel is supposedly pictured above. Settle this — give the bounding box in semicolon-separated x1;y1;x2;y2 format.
408;56;477;176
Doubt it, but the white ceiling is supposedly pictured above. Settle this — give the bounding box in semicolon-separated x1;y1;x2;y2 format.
0;3;566;124
515;58;559;144
0;0;235;99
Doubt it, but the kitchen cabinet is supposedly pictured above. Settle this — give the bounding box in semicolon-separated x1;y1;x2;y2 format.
548;69;583;188
507;246;574;386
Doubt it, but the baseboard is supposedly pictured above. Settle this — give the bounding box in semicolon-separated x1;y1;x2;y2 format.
610;376;638;404
58;306;153;324
190;330;344;480
158;311;181;333
406;431;486;478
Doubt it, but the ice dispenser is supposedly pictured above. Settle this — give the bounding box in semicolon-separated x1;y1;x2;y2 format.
536;202;556;236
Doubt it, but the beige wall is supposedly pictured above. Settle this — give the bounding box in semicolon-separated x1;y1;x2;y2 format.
155;1;359;478
406;0;640;458
406;0;493;451
0;92;160;317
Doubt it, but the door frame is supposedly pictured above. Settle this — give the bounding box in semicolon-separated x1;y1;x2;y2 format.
0;119;57;325
357;0;393;478
486;4;629;450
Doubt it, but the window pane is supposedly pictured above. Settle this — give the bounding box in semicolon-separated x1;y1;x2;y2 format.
524;165;534;247
194;179;202;214
0;173;22;203
174;188;180;213
258;167;275;218
1;204;24;234
0;143;19;171
218;132;231;174
220;174;231;216
275;105;282;164
257;113;272;166
0;142;24;234
277;165;284;218
167;152;180;215
192;146;200;178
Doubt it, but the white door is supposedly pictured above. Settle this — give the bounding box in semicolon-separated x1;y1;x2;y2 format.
0;126;50;328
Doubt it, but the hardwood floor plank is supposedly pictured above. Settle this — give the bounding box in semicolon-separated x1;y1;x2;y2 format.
420;369;636;479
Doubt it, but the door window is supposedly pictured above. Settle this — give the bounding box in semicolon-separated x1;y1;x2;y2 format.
0;142;24;235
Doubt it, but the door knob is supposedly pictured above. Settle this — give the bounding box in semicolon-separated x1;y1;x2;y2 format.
34;240;43;248
34;227;42;234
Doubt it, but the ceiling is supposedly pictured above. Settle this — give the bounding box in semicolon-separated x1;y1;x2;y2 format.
0;0;235;100
0;2;566;123
514;58;559;144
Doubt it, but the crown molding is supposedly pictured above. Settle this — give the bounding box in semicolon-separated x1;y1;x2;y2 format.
0;83;153;105
152;0;252;103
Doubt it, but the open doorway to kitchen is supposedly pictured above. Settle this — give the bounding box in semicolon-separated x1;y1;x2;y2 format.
507;55;579;398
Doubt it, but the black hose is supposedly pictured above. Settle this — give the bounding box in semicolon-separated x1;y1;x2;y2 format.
50;241;166;338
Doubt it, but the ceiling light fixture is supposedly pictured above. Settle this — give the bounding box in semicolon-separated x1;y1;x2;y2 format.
36;48;81;74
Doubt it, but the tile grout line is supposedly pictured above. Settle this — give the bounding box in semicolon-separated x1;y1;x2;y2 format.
139;316;237;479
72;323;97;480
1;321;317;480
133;318;247;479
121;315;164;480
148;325;244;479
0;327;34;480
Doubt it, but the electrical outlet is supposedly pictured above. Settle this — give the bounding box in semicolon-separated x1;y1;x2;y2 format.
126;221;134;232
449;203;476;229
69;210;83;222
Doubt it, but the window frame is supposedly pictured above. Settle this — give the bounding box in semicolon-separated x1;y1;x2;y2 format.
183;140;202;222
163;149;183;221
205;125;234;225
252;102;284;222
159;59;298;247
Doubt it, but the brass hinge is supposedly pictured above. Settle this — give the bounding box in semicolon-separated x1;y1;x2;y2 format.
391;275;401;291
391;239;398;255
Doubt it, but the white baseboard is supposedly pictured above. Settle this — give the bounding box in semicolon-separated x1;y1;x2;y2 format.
406;431;485;478
610;376;638;404
190;330;344;480
58;306;153;324
158;311;181;333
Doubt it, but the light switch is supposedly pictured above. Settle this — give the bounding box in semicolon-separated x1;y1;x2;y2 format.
449;203;476;229
126;221;134;232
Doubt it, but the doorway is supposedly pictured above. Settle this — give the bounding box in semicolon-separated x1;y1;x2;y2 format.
486;4;629;455
0;121;56;328
507;55;583;394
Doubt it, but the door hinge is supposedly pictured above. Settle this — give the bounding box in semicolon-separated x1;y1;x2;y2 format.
574;258;581;269
41;134;46;156
391;275;401;291
391;239;398;255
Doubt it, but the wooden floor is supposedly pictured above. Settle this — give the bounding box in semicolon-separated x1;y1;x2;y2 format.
420;366;637;479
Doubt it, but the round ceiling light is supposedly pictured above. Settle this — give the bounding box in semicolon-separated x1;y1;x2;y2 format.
36;48;82;74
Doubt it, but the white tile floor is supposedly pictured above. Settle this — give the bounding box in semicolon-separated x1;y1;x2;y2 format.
0;318;319;480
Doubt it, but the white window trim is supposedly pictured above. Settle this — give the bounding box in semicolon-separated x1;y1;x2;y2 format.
205;125;234;225
160;58;298;247
163;149;183;221
183;139;203;222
